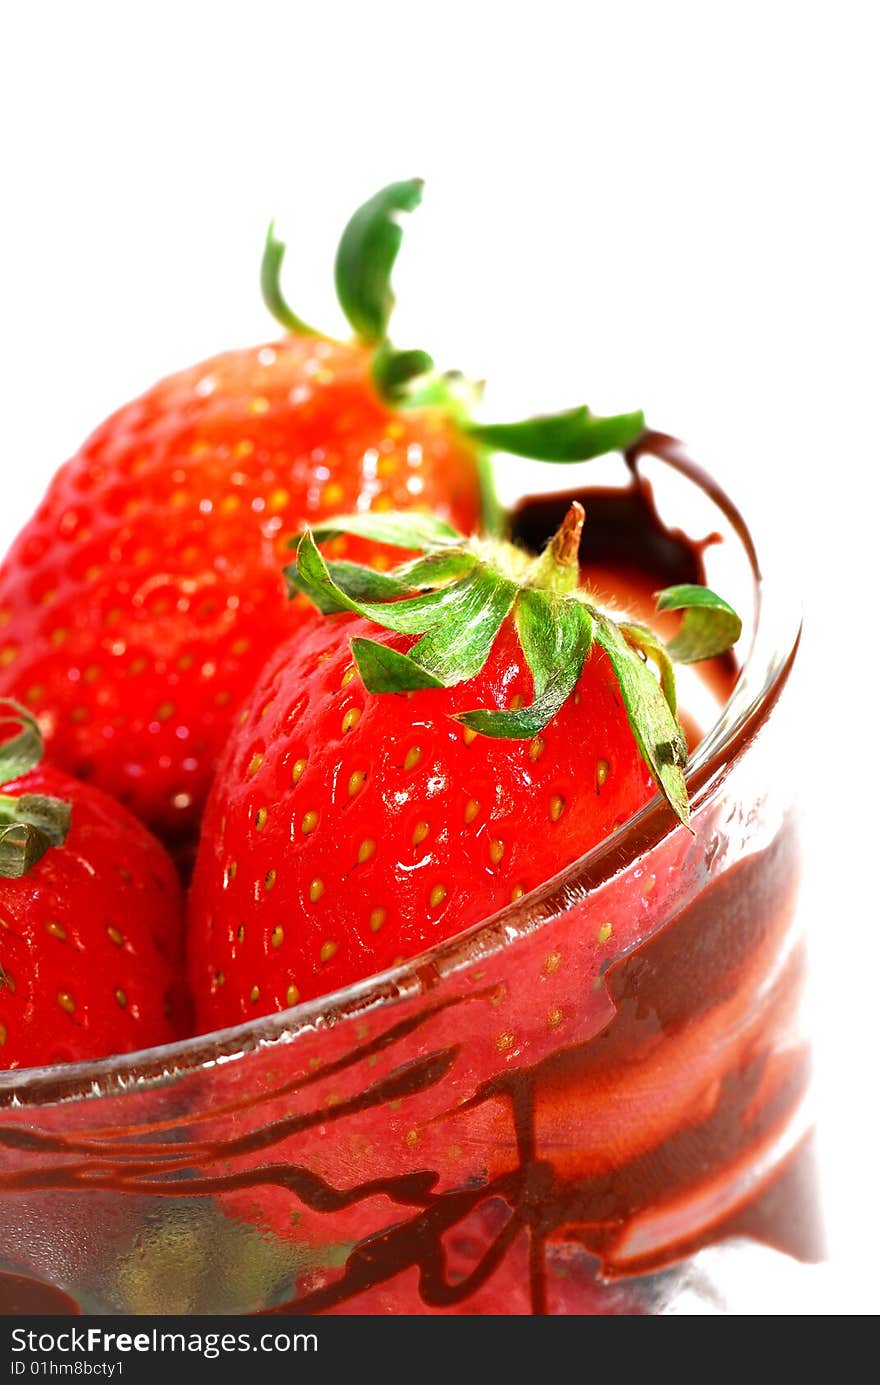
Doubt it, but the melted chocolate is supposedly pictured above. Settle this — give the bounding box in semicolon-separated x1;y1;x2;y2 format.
510;430;743;690
0;826;817;1315
511;463;707;587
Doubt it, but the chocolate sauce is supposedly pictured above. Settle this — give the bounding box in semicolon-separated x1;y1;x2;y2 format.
510;430;743;691
0;826;816;1315
511;463;707;588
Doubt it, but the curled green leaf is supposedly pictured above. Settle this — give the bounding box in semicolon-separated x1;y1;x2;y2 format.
334;179;424;343
458;600;593;738
0;822;56;879
0;703;72;875
372;343;435;403
656;584;743;663
0;793;71;847
0;793;72;879
620;621;678;717
260;221;320;337
594;617;690;828
290;511;463;553
407;569;517;684
465;406;645;463
285;558;412;613
294;532;484;636
350;638;445;693
0;701;46;788
394;550;479;589
292;533;512;688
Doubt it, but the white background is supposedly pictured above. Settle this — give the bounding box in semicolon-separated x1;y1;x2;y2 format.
2;2;877;1312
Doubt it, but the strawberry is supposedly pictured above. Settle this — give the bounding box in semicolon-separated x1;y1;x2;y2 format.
0;701;187;1069
187;505;740;1030
0;181;643;848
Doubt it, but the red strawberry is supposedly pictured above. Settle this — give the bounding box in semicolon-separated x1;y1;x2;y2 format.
187;505;740;1030
0;702;187;1069
0;335;479;851
0;181;643;847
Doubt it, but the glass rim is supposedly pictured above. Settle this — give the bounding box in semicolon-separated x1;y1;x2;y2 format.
0;436;802;1109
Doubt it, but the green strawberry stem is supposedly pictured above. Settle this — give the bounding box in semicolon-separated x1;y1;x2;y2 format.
528;500;584;593
286;506;742;829
475;450;506;541
260;179;646;529
0;700;71;878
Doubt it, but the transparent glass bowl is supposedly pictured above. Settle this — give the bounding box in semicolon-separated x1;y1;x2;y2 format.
0;438;820;1315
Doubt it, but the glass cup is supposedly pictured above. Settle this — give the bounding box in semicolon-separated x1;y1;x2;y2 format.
0;436;821;1315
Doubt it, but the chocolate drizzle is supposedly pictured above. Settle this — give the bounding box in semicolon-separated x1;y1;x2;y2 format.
0;828;818;1315
510;429;750;690
513;434;714;585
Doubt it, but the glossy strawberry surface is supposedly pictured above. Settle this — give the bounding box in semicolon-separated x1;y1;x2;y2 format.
187;614;656;1032
0;338;481;844
0;763;187;1069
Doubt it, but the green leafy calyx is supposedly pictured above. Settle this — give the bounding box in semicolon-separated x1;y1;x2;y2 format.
260;180;645;460
0;701;72;879
285;510;743;827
